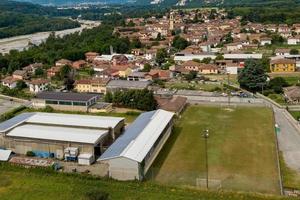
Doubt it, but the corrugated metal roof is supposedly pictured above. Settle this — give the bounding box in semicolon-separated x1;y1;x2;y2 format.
36;92;99;102
26;112;124;129
99;109;174;162
0;112;124;133
0;112;35;132
7;124;108;144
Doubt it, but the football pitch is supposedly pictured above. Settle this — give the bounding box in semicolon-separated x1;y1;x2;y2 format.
149;105;280;194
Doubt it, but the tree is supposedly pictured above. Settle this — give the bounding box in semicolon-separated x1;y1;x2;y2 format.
172;36;189;50
127;20;135;27
59;65;71;79
34;67;45;77
202;57;212;64
271;34;285;44
16;80;27;90
131;37;142;49
142;63;151;72
268;77;289;93
290;49;299;55
155;48;168;66
185;71;198;81
238;59;268;92
215;54;224;60
104;91;113;103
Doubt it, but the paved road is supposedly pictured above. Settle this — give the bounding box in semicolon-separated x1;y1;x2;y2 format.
274;107;300;172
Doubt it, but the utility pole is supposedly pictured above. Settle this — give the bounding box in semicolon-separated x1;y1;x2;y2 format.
227;73;230;106
203;129;209;189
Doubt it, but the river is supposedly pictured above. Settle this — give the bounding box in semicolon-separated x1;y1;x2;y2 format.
0;20;101;54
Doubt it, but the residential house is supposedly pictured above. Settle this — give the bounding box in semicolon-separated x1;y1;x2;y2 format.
145;49;157;60
112;55;129;66
111;64;139;78
270;59;296;73
260;37;272;46
181;60;202;71
146;69;171;80
198;64;219;74
278;24;291;33
47;66;61;78
2;77;18;89
55;59;72;67
287;36;300;45
131;49;144;56
72;60;86;70
85;52;99;62
284;86;300;104
225;42;243;52
12;70;28;80
28;79;50;93
75;78;110;94
23;63;43;75
127;72;147;81
275;48;291;56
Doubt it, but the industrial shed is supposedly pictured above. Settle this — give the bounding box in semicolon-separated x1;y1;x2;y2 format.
99;109;174;181
0;112;125;159
33;92;100;112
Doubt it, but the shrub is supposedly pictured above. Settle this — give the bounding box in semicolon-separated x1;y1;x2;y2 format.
43;106;54;113
26;151;35;157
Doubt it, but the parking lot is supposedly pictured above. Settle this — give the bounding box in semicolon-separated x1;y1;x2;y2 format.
0;98;23;115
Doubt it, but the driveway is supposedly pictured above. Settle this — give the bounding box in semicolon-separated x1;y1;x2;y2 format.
274;107;300;172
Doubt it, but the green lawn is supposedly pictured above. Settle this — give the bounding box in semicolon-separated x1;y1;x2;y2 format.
279;152;300;190
0;164;293;200
289;111;300;121
149;105;280;194
267;94;287;105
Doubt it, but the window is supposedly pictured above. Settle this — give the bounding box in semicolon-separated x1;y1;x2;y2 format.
58;101;72;105
45;100;58;105
73;102;86;106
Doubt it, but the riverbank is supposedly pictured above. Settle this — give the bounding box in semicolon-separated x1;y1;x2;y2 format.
0;20;100;54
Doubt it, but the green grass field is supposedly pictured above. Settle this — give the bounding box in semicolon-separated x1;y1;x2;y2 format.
0;164;294;200
149;106;280;194
279;152;300;190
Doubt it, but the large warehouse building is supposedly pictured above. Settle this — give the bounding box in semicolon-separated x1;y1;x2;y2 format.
99;109;174;181
0;112;125;159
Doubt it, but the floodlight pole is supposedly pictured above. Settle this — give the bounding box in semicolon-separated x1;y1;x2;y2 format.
227;73;230;106
203;129;209;189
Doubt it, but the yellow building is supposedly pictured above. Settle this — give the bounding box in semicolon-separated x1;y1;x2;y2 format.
270;59;296;73
75;78;110;94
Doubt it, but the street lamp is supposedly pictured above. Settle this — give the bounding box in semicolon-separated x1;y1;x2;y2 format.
203;129;209;189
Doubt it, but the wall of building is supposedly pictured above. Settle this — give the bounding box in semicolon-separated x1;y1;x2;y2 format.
105;157;140;181
143;121;173;174
32;99;89;112
2;137;95;159
271;64;296;72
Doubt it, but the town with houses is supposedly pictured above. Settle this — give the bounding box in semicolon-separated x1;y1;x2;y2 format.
2;6;300;200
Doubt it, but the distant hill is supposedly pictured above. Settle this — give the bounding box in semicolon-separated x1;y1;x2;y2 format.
14;0;128;6
13;0;300;6
0;1;80;39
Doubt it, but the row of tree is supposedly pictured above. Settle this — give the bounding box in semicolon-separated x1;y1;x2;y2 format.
104;89;157;111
